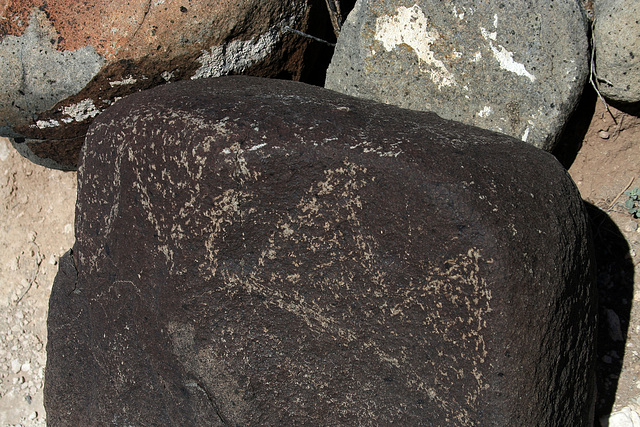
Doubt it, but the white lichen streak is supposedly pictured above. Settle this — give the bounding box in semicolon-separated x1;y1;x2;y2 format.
248;143;267;151
479;14;536;82
109;75;138;87
374;5;456;90
349;140;403;158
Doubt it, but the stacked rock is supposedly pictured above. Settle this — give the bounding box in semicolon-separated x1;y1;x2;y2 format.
592;0;640;105
325;0;591;152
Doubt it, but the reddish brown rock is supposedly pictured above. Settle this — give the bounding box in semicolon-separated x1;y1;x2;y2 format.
0;0;335;169
46;76;596;425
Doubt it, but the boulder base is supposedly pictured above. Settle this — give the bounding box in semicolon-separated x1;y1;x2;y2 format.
46;76;595;425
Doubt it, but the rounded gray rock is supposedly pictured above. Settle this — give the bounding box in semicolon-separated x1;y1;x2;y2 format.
325;0;590;151
593;0;640;104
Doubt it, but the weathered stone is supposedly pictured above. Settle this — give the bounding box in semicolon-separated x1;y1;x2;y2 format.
593;0;640;104
46;76;596;425
0;0;335;170
325;0;590;152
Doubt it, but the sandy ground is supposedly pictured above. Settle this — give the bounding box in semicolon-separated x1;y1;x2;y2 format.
569;99;640;424
0;137;76;426
0;95;637;425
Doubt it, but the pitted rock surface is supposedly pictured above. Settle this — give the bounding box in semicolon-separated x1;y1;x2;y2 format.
593;0;640;104
325;0;589;152
46;76;596;425
0;0;334;170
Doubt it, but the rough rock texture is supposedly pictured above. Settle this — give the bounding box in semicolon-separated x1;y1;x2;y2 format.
325;0;590;152
593;0;640;104
46;76;596;425
0;0;334;170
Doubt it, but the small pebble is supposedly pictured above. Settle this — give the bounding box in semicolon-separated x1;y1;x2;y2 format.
21;362;30;372
599;130;611;139
28;411;37;420
48;254;58;265
14;310;23;320
27;231;37;242
10;359;21;374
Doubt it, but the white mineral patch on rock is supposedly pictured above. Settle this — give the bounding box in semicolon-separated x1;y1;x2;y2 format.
374;5;456;89
61;99;101;123
35;119;60;129
192;26;283;80
477;106;493;118
452;6;465;20
480;15;535;82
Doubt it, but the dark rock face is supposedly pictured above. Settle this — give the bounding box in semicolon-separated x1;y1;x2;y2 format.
46;76;596;425
1;1;335;170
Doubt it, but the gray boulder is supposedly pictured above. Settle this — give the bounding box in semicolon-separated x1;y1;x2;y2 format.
593;0;640;104
46;76;596;425
0;0;333;170
325;0;590;152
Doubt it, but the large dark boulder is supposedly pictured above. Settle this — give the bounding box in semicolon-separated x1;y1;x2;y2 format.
46;76;596;425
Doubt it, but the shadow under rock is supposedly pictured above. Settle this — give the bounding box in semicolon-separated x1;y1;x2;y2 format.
603;98;640;118
552;84;598;169
586;203;635;423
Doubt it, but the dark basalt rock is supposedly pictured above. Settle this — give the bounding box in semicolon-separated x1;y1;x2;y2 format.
46;76;596;426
